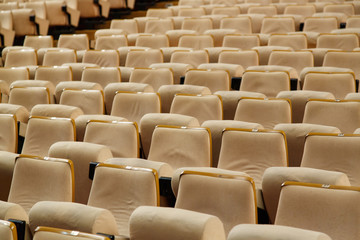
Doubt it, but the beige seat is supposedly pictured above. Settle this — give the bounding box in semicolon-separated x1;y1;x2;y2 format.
30;104;83;120
172;169;257;235
23;35;53;50
59;89;105;114
212;6;241;16
61;63;98;81
0;67;28;102
81;67;121;89
181;18;212;34
129;68;173;92
146;8;174;18
0;114;17;153
259;17;296;45
125;49;163;68
94;29;126;40
228;224;332;240
55;81;102;104
43;0;80;28
346;16;360;28
35;66;72;87
178;7;206;17
148;62;190;84
201;120;263;167
302;71;356;99
158;84;211;113
234;98;292;129
283;5;316;22
276;90;336;123
29;163;159;237
111;92;161;124
240;70;290;98
276;182;360;240
11;9;48;37
0;220;17;240
82;50;120;67
144;19;174;34
316;33;359;51
184;69;231;93
4;49;37;68
323;3;355;16
268;50;314;80
218;128;288;188
57;34;90;62
42;49;77;66
218;50;259;71
251;46;293;65
220;17;252;34
248;5;277;16
135;34;170;49
222;34;260;49
33;226;110;240
178;34;214;50
215;91;266;120
323;51;360;80
84;120;139;158
302;17;339;47
303;99;360;133
110;19;139;34
268;33;308;50
170;94;223;124
129;206;226;240
94;35;128;50
0;156;74;240
139;113;200;158
170;50;209;68
8;87;51;112
148;125;212;169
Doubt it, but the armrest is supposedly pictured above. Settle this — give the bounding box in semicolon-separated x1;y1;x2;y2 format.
0;201;28;222
28;201;119;236
64;6;80;27
0;28;15;46
98;0;110;18
31;16;49;36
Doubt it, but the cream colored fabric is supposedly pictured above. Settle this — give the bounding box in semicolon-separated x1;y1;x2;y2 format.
129;68;173;92
9;157;73;214
129;206;226;240
184;69;230;93
87;165;158;236
204;47;241;63
170;50;209;68
104;82;154;114
8;87;50;112
218;129;288;187
303;72;356;99
316;33;359;51
222;35;260;49
202;120;264;167
150;63;192;84
220;17;252;33
234;98;291;129
29;201;118;236
144;19;174;34
251;46;293;65
95;35;128;50
55;81;103;104
263;167;350;223
22;117;75;156
4;49;37;68
60;89;104;115
10;9;37;37
48;141;113;204
301;134;360;186
146;8;174;18
139;113;200;157
33;227;111;240
0;220;17;240
11;80;55;104
240;71;290;98
170;94;223;124
135;35;170;49
62;63;99;81
303;100;360;134
345;93;360;101
299;67;354;86
42;49;77;67
35;66;72;87
228;224;332;240
158;85;211;113
274;123;340;167
215;91;266;120
276;183;360;240
181;18;212;33
218;50;259;70
82;50;120;67
276;90;335;123
0;152;18;201
174;170;256;235
57;34;89;51
125;49;163;68
0;67;29;86
84;121;139;158
111;92;161;124
75;115;127;141
178;35;214;50
105;158;173;177
0;114;17;153
198;63;243;78
268;34;308;50
204;29;239;47
323;51;360;80
30;104;83;119
94;29;126;39
148;126;211;169
81;67;121;89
